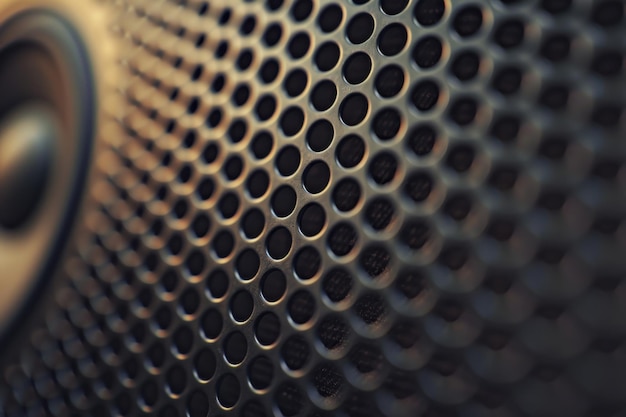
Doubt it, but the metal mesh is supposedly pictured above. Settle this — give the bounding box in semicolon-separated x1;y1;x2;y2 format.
1;0;626;416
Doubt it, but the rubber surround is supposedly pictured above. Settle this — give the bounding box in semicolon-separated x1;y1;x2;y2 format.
0;10;95;340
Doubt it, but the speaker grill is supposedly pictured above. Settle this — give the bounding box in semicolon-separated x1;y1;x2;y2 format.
0;0;625;416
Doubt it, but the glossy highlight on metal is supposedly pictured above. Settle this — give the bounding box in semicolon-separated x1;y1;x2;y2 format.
0;0;624;416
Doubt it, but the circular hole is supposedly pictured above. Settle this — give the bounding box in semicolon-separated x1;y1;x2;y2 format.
251;131;274;160
217;192;239;219
160;269;178;295
540;34;571;62
346;13;375;44
261;269;287;302
266;0;284;11
365;197;395;230
288;290;316;324
372;107;402;140
404;171;433;202
323;268;353;303
255;313;281;346
410;80;440;112
340;93;369;126
263;23;283;46
180;288;200;315
206;109;222;128
155;306;172;331
293;246;321;280
539;84;570;109
236;49;254;70
196;178;215;201
266;226;293;260
201;309;223;340
448;97;478;126
303;160;331;194
332;178;361;212
412;35;443;69
232;84;250;107
349;343;383;374
311;80;338;111
224;331;248;365
395;270;425;301
315;42;341;71
248;356;274;390
327;222;358;257
312;364;344;398
493;18;525;49
168;234;185;256
298;203;326;237
241;208;265;239
194;349;216;382
275;383;304;417
284;68;308;97
280;106;305;136
202;143;219;164
276;145;301;176
307;119;334;152
381;0;409;15
399;219;431;249
223;156;244;181
217;374;240;408
336;134;366;168
231;290;254;322
375;64;405;98
343;52;372;85
592;0;623;26
318;4;343;32
492;66;523;96
359;246;391;278
451;50;481;81
408;124;437;157
246;169;270;199
173;327;193;356
378;23;408;56
439;246;469;271
212;73;226;92
255;95;277;121
212;230;235;259
281;335;311;370
446;143;476;173
187;391;209;417
271;185;297;218
173;200;188;220
288;32;311;59
240;15;257;35
368;152;398;185
414;0;446;26
186;250;205;276
236;249;260;280
259;58;280;83
491;114;521;143
207;268;229;299
192;214;211;238
290;0;313;21
453;5;483;37
443;193;472;221
317;315;349;350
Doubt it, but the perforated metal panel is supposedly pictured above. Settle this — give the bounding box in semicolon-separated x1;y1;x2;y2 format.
1;0;625;416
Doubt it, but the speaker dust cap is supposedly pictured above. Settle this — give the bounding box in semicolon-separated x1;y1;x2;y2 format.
0;1;114;336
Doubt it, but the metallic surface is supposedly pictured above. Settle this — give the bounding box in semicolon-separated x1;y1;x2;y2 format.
0;0;625;416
